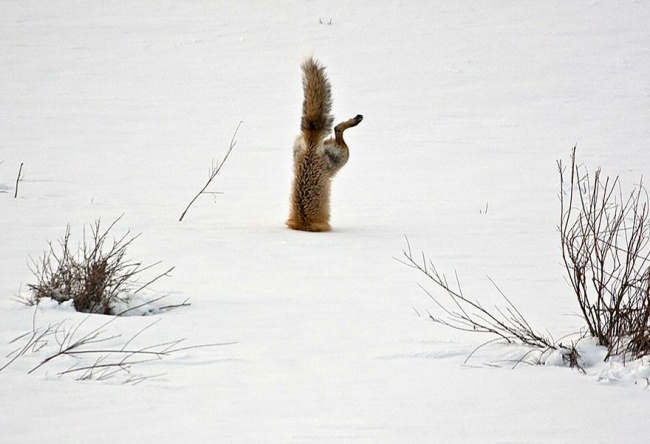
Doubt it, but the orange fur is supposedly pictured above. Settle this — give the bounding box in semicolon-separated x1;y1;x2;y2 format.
286;57;363;232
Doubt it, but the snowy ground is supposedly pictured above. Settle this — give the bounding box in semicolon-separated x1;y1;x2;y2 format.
2;1;650;442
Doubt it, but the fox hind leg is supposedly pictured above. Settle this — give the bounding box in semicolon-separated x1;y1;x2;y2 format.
323;114;363;175
333;114;363;149
335;114;363;134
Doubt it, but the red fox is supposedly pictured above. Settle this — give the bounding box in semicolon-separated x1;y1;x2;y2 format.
286;57;363;232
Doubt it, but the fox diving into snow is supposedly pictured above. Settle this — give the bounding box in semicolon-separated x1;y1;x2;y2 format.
286;57;363;232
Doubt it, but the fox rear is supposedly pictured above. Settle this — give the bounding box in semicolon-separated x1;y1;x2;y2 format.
286;57;363;232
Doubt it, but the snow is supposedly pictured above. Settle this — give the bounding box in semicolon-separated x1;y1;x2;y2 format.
2;0;650;442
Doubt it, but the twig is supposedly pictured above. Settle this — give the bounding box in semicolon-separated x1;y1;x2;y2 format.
28;316;120;374
157;298;192;312
1;320;59;372
2;312;237;383
399;237;584;368
14;162;23;198
179;121;242;222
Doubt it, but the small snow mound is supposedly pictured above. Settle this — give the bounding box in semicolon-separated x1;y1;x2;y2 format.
593;356;650;387
109;292;165;316
32;293;179;316
543;338;608;369
36;297;76;312
543;339;650;387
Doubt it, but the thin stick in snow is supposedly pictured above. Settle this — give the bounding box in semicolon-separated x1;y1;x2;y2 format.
179;121;242;222
14;162;23;198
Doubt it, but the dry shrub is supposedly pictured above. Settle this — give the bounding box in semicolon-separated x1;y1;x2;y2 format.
401;147;650;368
27;217;173;315
559;147;650;359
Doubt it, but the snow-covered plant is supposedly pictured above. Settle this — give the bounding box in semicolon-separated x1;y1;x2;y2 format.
559;147;650;360
400;238;581;369
26;216;175;315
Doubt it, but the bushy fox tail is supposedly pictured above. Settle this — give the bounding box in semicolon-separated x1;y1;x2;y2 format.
300;57;334;145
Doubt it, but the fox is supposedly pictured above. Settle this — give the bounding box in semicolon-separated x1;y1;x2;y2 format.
286;57;363;232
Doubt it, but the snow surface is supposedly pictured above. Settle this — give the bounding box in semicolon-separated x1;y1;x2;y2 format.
2;1;650;442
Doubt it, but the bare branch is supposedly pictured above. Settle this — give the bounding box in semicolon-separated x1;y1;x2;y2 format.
179;121;243;222
1;312;236;384
14;162;23;198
